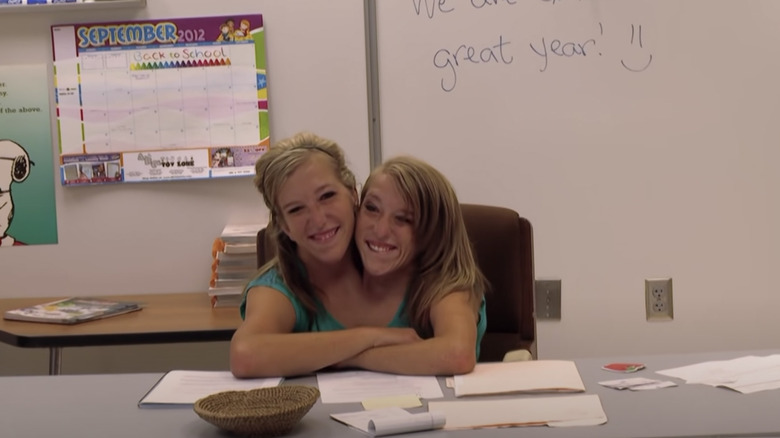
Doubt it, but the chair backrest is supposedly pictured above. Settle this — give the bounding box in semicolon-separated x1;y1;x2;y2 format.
459;203;536;361
255;203;536;361
256;227;275;271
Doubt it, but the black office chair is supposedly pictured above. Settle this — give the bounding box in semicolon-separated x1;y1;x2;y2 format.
256;203;537;362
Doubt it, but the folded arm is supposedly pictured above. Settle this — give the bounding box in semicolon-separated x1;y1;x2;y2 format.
230;286;421;378
337;291;479;376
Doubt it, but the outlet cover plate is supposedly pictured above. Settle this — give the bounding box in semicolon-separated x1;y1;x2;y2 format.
645;278;673;321
535;279;562;320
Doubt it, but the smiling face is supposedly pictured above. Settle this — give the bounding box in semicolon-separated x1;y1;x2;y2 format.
276;152;356;267
356;172;417;278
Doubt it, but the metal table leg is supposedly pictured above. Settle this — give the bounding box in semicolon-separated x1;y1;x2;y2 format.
48;347;62;375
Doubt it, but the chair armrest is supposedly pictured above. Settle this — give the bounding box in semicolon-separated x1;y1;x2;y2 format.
502;349;533;362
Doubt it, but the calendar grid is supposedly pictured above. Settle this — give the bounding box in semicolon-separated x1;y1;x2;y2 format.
52;14;269;185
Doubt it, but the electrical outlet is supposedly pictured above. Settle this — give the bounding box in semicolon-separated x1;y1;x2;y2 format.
535;279;561;320
645;278;673;321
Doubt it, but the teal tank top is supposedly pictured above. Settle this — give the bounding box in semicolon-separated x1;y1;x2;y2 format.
240;266;487;358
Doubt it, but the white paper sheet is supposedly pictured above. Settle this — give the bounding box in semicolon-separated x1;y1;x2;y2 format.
427;394;607;429
316;370;443;404
138;370;282;406
331;407;446;436
598;377;677;391
657;354;780;394
362;394;422;410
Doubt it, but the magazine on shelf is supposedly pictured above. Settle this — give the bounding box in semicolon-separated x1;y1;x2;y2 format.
211;278;250;289
214;251;257;265
3;297;142;325
208;285;244;308
218;223;265;244
211;237;257;257
221;242;257;254
213;266;257;280
210;293;244;308
208;285;245;297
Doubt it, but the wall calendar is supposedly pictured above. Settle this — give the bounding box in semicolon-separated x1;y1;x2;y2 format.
51;14;269;185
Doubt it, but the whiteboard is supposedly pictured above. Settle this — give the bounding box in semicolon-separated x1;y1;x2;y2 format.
0;0;369;298
376;0;780;358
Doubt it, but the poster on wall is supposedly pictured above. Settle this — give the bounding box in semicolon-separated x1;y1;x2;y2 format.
51;14;269;186
0;64;59;247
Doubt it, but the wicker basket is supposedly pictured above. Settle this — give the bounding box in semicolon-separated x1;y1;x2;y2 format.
193;385;320;437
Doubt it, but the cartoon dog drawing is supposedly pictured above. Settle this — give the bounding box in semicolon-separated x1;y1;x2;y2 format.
0;139;34;247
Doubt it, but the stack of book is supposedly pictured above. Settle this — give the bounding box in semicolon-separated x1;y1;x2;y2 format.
209;223;264;308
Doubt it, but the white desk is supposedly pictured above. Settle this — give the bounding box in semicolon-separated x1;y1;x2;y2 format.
2;350;780;438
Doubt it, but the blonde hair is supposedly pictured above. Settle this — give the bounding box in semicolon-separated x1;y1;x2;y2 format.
252;132;357;312
361;156;486;336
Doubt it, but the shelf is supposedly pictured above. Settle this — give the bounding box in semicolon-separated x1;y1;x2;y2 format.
0;0;146;13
